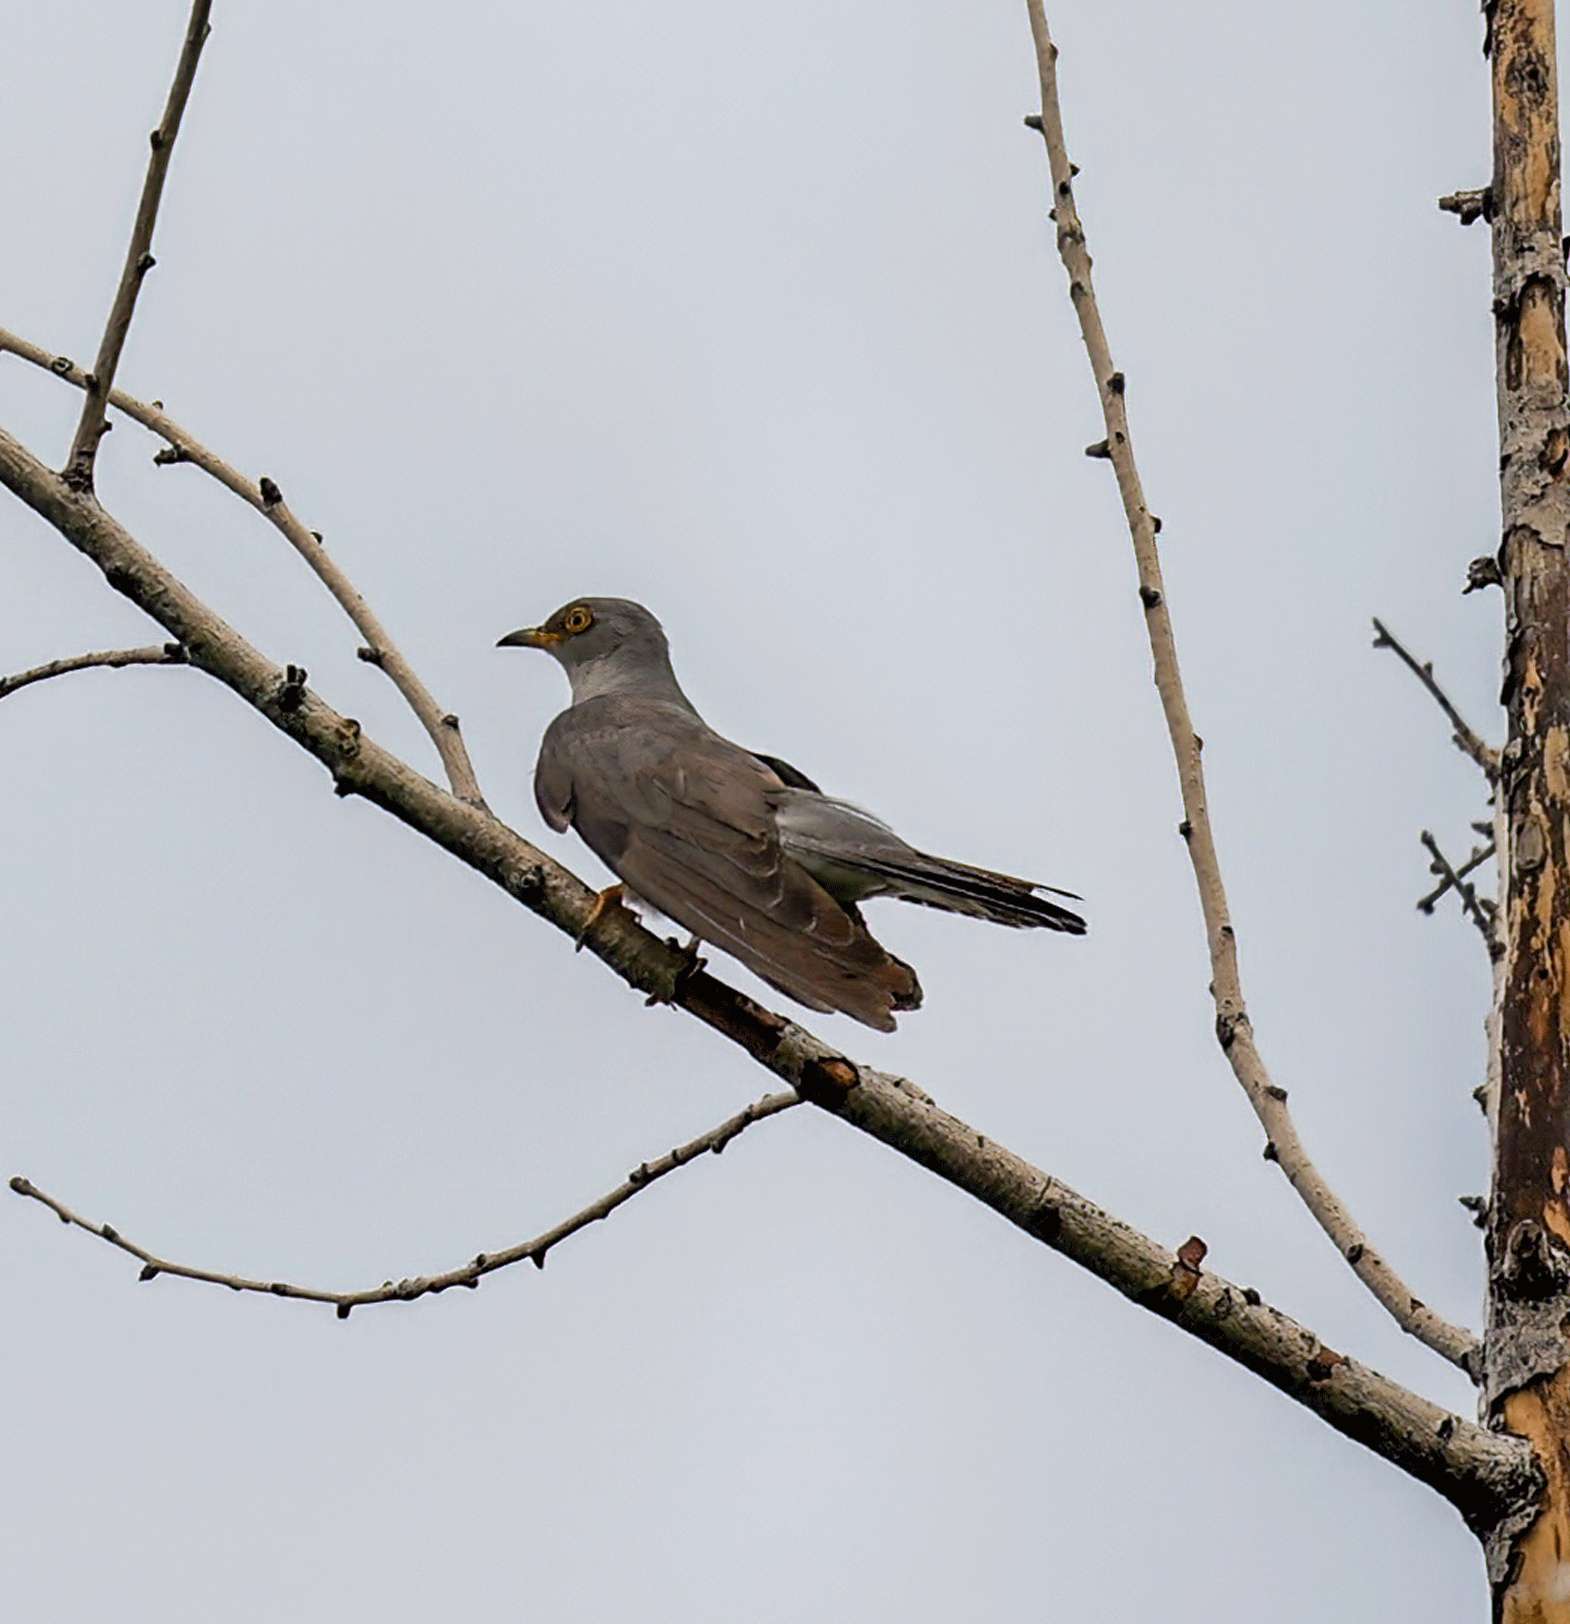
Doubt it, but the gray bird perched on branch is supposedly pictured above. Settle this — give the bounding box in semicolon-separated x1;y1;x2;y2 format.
498;597;1085;1030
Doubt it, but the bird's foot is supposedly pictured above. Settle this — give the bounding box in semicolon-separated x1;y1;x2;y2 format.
575;883;627;951
645;934;708;1006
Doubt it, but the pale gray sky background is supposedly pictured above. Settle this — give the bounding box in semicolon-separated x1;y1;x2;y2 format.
1;3;1515;1618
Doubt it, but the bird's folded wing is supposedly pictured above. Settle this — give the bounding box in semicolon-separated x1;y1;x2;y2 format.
564;714;916;1029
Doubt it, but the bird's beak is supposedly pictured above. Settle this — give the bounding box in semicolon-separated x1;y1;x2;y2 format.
496;626;559;649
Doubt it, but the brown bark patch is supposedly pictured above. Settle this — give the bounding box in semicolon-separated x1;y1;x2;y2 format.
1500;1373;1570;1622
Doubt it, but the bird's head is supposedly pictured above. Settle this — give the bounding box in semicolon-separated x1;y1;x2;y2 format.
497;597;675;697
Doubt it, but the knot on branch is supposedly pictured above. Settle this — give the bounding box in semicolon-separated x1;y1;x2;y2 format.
796;1054;860;1108
1438;187;1491;225
1215;1009;1250;1051
1465;554;1503;593
1027;1192;1063;1243
1168;1234;1207;1303
276;664;308;714
509;864;545;903
1305;1343;1348;1383
1483;1225;1570;1413
258;476;283;508
1501;1219;1570;1302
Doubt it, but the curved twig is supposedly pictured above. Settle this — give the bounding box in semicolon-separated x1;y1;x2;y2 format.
1023;2;1478;1376
9;1091;801;1318
0;643;186;700
2;326;485;808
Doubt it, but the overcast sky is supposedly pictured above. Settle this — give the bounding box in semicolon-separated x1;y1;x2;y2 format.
0;3;1521;1618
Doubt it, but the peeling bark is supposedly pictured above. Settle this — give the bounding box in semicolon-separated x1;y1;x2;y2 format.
1484;1;1570;1613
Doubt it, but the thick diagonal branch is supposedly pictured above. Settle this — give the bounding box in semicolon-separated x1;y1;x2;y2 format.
9;1090;800;1317
63;0;212;491
1373;617;1499;779
1022;2;1476;1376
0;425;1515;1525
0;643;185;700
2;326;484;806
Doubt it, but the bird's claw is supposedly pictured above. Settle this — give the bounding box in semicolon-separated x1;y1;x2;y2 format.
645;935;707;1006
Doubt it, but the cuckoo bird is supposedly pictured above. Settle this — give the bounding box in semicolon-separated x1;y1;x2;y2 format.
499;597;1084;1030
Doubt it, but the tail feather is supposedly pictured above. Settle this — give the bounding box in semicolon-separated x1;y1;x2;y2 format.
853;850;1087;934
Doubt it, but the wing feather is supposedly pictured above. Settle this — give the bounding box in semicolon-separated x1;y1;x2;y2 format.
542;698;919;1029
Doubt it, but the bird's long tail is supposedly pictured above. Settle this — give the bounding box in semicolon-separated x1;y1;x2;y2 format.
854;850;1086;933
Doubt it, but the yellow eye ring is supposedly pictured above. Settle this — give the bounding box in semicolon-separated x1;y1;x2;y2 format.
563;605;593;634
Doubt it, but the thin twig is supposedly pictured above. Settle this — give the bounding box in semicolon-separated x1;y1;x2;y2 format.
63;0;213;492
1421;830;1500;952
9;1091;801;1318
1418;836;1496;914
2;326;485;807
1023;3;1478;1376
1372;617;1499;779
0;643;186;700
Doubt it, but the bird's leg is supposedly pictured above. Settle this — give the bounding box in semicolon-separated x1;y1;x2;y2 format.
644;934;708;1006
575;883;627;951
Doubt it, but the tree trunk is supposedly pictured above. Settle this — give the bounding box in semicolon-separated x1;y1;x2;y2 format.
1487;0;1570;1614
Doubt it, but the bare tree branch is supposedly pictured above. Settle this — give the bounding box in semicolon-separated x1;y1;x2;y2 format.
1372;617;1500;779
1420;830;1500;951
9;1090;801;1318
1439;188;1492;225
1021;4;1478;1376
63;0;213;492
2;326;485;807
0;422;1510;1507
0;642;186;700
1418;832;1496;914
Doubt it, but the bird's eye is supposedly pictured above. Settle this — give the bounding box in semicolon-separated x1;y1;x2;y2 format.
563;606;593;634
